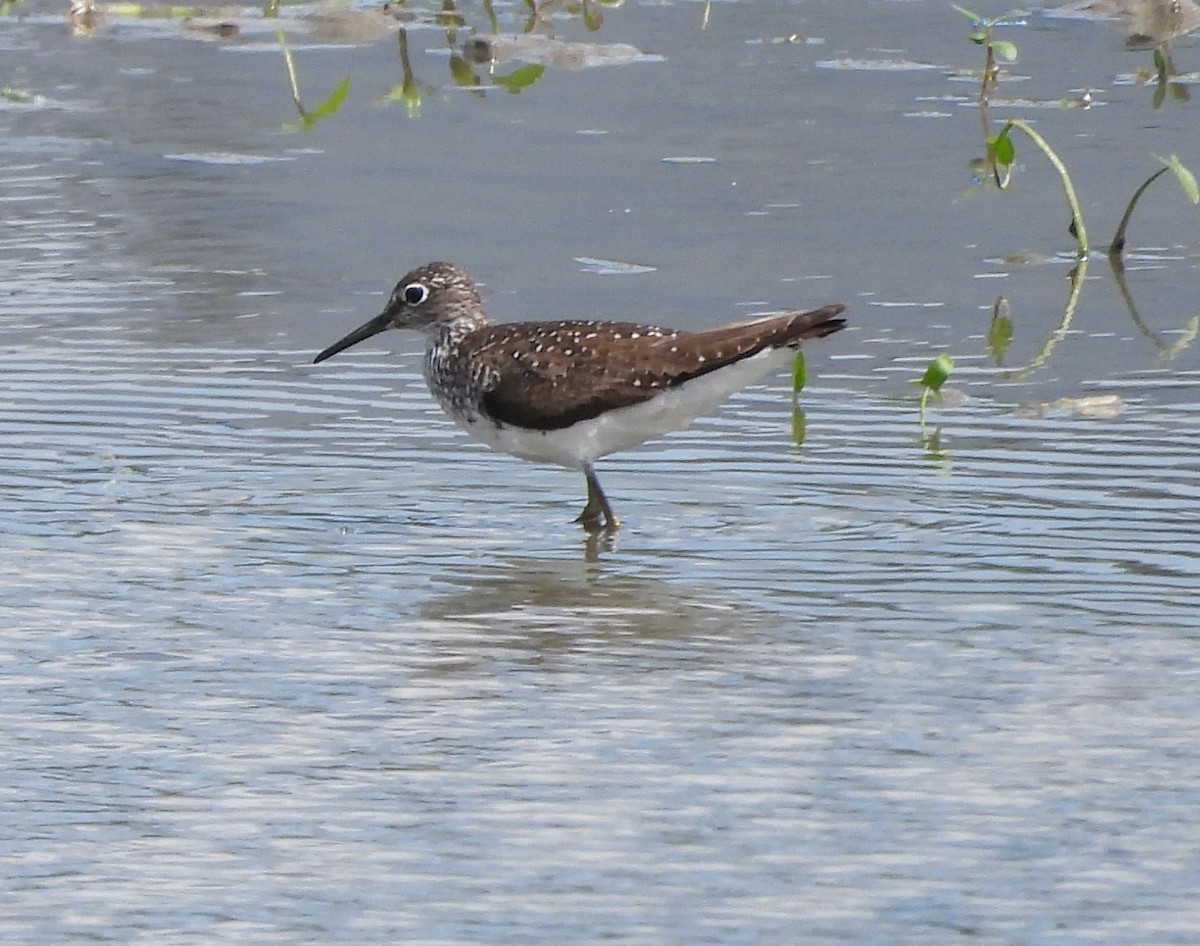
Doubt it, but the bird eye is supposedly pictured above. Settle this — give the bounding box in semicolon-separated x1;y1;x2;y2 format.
403;283;429;306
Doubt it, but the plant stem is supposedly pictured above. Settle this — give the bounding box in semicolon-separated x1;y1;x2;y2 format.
1110;166;1169;259
999;119;1088;256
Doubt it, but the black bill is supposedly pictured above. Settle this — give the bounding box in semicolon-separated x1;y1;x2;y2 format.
313;311;393;364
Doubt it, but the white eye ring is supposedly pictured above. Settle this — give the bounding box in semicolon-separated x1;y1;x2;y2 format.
403;283;429;306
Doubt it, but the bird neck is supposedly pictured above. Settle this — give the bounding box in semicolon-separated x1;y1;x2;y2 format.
430;312;487;350
422;315;489;421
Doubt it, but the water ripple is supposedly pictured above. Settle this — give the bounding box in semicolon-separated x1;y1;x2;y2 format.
3;334;1197;642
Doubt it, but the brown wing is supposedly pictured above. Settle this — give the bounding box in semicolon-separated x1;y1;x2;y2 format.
473;306;846;431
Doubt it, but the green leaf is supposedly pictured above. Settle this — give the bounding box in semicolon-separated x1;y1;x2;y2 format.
990;40;1018;62
494;64;546;94
987;313;1013;363
308;76;351;121
790;350;807;394
988;131;1015;167
1157;153;1200;205
951;3;981;21
1153;47;1167;76
911;353;954;393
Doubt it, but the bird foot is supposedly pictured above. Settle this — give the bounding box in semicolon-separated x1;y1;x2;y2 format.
579;464;620;532
575;505;620;533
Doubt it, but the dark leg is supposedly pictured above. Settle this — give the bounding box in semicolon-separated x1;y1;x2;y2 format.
576;464;620;531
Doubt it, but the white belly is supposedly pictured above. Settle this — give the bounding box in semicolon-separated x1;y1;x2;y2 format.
448;346;794;469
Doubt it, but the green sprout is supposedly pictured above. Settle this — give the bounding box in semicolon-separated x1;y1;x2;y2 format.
790;351;808;446
790;350;807;396
911;353;954;428
279;29;352;131
953;4;1025;96
953;4;1022;67
287;75;351;131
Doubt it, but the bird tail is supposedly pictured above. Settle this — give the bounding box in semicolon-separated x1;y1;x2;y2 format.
758;304;848;348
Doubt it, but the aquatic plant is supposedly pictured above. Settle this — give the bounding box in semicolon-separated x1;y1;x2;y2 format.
790;352;808;446
989;118;1088;256
1110;154;1199;259
953;3;1022;91
912;354;954;425
909;354;955;462
956;5;1197;259
952;3;1198;387
280;35;351;131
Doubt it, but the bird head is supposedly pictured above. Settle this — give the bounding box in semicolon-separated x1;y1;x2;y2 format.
313;261;485;363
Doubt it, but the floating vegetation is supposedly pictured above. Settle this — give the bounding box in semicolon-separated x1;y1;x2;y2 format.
815;58;943;72
1;86;36;104
32;0;655;120
1015;394;1125;419
464;34;660;70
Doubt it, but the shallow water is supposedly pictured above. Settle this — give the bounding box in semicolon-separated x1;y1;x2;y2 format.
4;1;1200;943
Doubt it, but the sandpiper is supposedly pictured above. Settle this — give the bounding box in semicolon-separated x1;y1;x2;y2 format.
314;261;846;531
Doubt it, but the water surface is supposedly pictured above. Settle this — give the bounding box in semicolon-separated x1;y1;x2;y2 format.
3;1;1199;943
